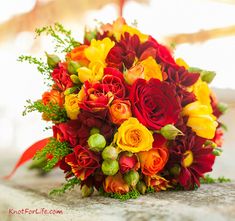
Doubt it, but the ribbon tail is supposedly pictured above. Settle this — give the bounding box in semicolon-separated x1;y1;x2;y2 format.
4;138;50;179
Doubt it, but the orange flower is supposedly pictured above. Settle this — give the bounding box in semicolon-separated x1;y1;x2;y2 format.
104;173;129;194
42;90;64;107
67;45;89;66
109;100;132;125
145;175;171;192
138;147;169;176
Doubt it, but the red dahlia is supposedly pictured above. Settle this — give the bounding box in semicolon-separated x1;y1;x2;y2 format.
167;132;215;189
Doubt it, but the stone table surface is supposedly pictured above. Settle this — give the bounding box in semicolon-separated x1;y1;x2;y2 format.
0;167;235;221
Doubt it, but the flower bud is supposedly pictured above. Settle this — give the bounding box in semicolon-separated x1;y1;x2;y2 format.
136;180;147;194
102;146;118;160
212;147;223;156
84;29;97;43
70;75;80;84
64;87;78;95
169;164;181;176
123;170;139;188
204;140;217;148
119;152;138;173
68;60;81;75
160;124;183;140
101;159;119;176
81;185;94;197
88;134;106;152
201;70;216;84
45;52;60;69
90;127;100;135
217;102;228;114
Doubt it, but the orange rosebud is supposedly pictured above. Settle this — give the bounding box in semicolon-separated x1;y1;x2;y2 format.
109;100;132;125
145;175;171;192
104;173;129;194
42;90;64;107
138;147;169;176
67;45;89;66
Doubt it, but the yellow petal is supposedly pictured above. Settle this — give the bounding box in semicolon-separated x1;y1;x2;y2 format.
187;115;218;139
176;58;189;69
141;56;163;81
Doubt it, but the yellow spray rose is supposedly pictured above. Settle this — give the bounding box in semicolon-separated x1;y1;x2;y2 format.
192;79;212;112
182;101;218;139
101;18;148;43
64;94;80;120
115;117;154;153
77;38;115;83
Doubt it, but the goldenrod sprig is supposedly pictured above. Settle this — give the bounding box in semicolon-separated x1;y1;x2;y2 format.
23;99;68;123
34;138;72;172
49;177;81;196
35;23;80;53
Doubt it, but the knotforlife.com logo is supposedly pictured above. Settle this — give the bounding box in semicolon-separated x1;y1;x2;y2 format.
8;208;63;215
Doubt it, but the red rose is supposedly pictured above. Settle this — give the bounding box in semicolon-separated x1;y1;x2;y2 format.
119;152;139;173
103;67;128;99
65;145;100;180
130;78;181;130
51;63;73;91
53;120;90;147
80;81;113;112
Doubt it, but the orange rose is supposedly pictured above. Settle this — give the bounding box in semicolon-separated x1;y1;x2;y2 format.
42;90;64;107
67;45;89;66
104;173;129;194
138;147;169;176
109;100;132;125
145;175;171;192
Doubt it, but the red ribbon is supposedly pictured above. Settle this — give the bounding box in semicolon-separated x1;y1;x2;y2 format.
4;138;50;179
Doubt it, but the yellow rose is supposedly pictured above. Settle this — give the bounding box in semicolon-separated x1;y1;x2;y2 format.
116;117;154;153
64;94;80;120
182;101;218;139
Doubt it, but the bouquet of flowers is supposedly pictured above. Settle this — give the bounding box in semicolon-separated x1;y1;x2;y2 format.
12;18;227;199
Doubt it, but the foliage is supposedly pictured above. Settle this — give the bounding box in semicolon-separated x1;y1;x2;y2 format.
18;55;52;84
99;188;141;201
34;138;72;172
23;99;68;123
49;177;81;196
200;174;231;184
35;23;80;53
